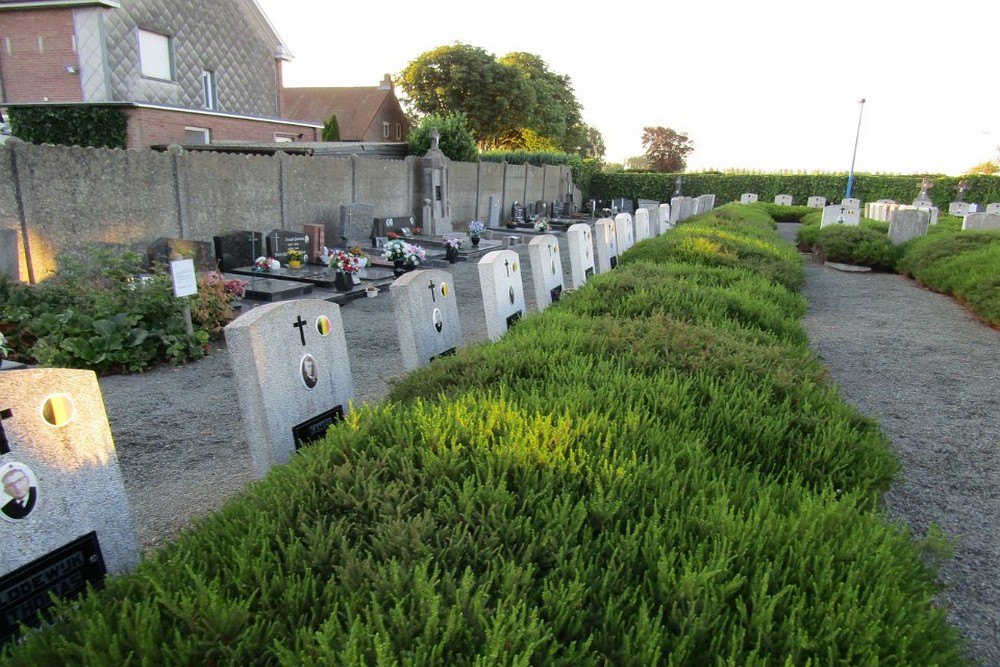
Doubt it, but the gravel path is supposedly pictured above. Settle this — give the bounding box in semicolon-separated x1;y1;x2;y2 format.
98;226;999;664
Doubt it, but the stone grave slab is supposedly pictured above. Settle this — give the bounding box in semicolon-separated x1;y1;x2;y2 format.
224;299;354;478
949;202;976;217
986;203;1000;215
477;250;526;341
698;194;716;213
614;213;634;255
774;194;793;206
339;203;374;247
146;237;215;271
214;230;265;272
594;218;618;273
611;198;634;214
889;209;930;245
0;368;140;641
527;234;563;311
807;196;826;208
487;196;501;228
820;204;861;228
633;208;651;243
265;229;311;264
230;274;314;301
658;203;673;233
740;193;759;204
962;212;1000;231
566;223;595;289
390;268;462;370
637;199;660;214
841;198;861;209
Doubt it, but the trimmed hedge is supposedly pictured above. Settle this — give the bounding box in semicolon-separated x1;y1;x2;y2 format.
0;205;970;665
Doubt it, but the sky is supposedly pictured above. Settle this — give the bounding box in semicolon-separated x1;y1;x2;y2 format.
255;0;999;176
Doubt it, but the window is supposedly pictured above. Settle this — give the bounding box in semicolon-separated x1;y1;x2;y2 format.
395;123;401;140
382;122;389;139
138;29;173;80
200;70;217;110
185;127;210;145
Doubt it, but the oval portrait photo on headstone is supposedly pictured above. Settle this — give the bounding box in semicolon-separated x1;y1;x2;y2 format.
0;462;39;522
433;308;443;333
300;353;318;389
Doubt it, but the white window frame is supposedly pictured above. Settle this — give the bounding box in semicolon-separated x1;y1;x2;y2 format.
138;29;173;81
200;70;217;110
382;121;389;139
395;123;401;140
184;127;210;145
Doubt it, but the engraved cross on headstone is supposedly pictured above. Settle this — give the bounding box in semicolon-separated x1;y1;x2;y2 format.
249;233;257;260
427;279;436;303
504;259;511;277
293;315;308;346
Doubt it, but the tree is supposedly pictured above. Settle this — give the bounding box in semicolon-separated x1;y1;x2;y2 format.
642;126;694;173
321;114;340;141
575;124;606;161
967;147;1000;175
407;112;478;162
499;52;583;153
398;44;534;150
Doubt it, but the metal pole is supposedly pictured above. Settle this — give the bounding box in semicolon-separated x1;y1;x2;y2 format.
845;98;866;199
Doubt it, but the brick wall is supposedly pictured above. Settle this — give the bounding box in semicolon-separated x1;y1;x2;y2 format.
0;8;83;103
126;107;320;149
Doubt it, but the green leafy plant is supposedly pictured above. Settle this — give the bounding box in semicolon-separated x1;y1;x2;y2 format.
407;112;478;162
9;105;127;149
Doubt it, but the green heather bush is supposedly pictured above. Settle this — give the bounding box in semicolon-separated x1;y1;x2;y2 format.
810;225;902;271
0;209;970;665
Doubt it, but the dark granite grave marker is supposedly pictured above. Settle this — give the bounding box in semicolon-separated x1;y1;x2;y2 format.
340;204;374;247
292;405;343;449
511;203;526;224
213;230;264;272
265;230;311;262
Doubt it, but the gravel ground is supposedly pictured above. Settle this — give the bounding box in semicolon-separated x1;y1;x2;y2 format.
98;226;999;664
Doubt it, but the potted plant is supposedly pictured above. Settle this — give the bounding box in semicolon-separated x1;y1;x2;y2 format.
468;220;485;246
383;239;426;276
327;249;359;291
443;237;462;263
254;256;280;272
285;248;305;269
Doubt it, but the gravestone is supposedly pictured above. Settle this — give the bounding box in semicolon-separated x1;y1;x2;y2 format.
633;208;651;243
477;250;526;341
740;193;759;204
303;224;325;263
265;229;311;263
637;199;660;214
986;203;1000;215
566;223;595;289
594;218;618;273
340;203;374;247
889;209;930;245
0;368;140;642
841;198;861;209
948;202;976;217
807;196;826;208
213;230;265;271
224;299;354;478
961;212;1000;231
820;205;861;228
611;198;634;214
669;196;686;224
511;202;526;225
488;195;501;228
913;175;934;207
527;235;563;311
390;269;462;370
0;228;22;281
614;213;634;255
774;194;793;206
658;203;672;233
146;237;215;271
698;194;716;213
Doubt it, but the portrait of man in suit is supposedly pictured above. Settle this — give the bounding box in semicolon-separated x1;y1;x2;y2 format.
301;354;318;389
1;464;37;521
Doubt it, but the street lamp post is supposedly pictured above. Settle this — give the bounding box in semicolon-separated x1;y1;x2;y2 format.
845;98;866;199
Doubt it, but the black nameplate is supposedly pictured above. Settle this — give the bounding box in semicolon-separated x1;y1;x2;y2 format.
549;285;562;303
0;532;106;643
584;267;594;279
505;311;523;330
292;405;344;450
610;256;618;269
430;347;457;363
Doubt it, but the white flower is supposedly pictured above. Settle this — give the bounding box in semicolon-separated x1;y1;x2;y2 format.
268;258;281;271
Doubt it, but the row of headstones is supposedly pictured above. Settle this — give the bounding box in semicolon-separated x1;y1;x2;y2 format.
821;198;1000;244
741;193;830;208
0;200;724;639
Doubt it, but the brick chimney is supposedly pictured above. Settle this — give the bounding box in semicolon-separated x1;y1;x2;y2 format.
379;74;393;91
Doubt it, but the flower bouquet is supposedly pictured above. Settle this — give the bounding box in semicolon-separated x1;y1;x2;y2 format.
328;249;360;273
443;237;462;250
383;239;427;265
533;219;550;232
207;271;248;298
254;256;280;271
468;221;485;238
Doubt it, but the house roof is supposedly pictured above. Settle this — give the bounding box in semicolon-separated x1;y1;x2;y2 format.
282;78;398;140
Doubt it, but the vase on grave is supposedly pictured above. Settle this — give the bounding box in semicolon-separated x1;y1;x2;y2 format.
404;261;417;273
287;259;302;270
471;236;481;247
334;271;352;291
393;259;406;278
445;246;459;263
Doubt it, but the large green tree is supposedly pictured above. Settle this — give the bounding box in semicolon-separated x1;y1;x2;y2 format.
407;112;478;162
498;52;582;153
642;126;694;172
399;44;534;150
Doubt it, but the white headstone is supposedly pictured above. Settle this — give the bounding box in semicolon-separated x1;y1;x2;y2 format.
594;218;618;273
961;212;1000;231
633;208;651;243
740;193;759;204
658;203;672;233
390;269;462;371
566;223;595;288
820;204;861;228
527;235;563;311
224;299;354;478
806;196;826;208
889;209;930;245
0;369;141;637
949;201;974;217
698;194;716;213
841;198;861;208
986;203;1000;215
774;194;793;206
477;249;526;341
669;196;684;224
614;213;634;255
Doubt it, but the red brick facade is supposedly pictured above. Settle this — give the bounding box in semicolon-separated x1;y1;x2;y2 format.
126;107;320;149
0;8;83;103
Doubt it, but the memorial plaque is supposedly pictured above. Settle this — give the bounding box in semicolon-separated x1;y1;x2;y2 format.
291;405;344;449
214;230;265;272
265;230;311;262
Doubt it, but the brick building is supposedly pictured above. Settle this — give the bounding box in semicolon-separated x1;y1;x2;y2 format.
282;74;410;144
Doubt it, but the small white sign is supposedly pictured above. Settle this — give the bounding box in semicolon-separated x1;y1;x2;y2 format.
170;259;198;297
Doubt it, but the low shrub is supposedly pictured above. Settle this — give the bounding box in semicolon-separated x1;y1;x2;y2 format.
813;225;902;271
